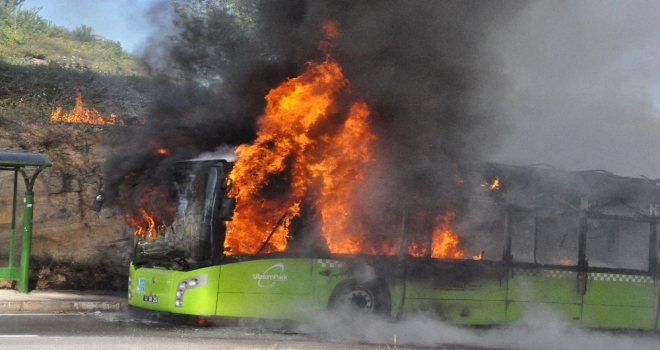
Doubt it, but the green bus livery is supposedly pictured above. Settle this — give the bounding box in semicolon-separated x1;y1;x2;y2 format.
128;160;660;329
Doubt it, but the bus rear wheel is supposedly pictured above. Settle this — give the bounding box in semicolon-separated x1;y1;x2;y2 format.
328;280;390;316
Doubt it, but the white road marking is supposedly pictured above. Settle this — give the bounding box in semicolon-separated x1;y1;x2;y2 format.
0;335;39;337
0;313;79;316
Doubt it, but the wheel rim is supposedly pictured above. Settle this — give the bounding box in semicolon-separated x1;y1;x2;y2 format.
345;288;373;310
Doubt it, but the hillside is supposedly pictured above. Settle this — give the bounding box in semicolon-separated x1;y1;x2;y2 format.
0;3;159;122
0;3;165;290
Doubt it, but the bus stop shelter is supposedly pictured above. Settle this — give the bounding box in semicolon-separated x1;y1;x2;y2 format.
0;152;51;293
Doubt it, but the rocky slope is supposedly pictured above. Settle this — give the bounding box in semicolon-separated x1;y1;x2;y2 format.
0;116;133;290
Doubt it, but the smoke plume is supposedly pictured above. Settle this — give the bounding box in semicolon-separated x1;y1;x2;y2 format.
489;1;660;178
103;1;525;237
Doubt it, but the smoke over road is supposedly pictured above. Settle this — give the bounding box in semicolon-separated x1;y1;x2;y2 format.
299;308;660;350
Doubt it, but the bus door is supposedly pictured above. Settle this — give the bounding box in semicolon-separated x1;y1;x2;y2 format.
216;257;314;319
506;209;583;325
581;215;660;329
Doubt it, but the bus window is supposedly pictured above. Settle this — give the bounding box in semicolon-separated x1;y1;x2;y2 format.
405;199;504;261
586;219;649;271
510;211;579;266
455;199;504;261
510;211;535;263
535;214;579;266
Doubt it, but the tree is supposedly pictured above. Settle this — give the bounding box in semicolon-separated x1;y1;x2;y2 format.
168;0;262;79
0;1;46;44
12;6;48;34
72;24;96;42
0;0;25;21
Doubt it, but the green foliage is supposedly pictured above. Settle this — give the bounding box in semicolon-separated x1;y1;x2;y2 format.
0;1;163;122
0;1;25;21
0;60;159;121
71;24;95;43
12;7;48;33
1;5;48;44
169;0;261;79
0;3;143;75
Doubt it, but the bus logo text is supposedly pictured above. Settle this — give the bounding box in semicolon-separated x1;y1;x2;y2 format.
253;264;288;288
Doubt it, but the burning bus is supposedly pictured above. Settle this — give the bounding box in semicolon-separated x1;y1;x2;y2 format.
128;157;660;330
121;50;660;330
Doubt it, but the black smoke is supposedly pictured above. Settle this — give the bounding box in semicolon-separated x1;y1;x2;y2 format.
103;0;527;236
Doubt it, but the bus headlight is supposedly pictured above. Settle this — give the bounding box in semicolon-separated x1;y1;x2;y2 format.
174;274;208;308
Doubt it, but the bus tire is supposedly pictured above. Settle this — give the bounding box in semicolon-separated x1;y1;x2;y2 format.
328;279;391;316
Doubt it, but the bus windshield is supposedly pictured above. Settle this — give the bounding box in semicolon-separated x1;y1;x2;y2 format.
132;160;231;270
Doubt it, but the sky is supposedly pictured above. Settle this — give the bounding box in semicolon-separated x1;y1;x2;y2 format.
23;0;167;53
18;0;660;179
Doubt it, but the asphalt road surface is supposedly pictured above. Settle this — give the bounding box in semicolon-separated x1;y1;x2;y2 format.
1;309;660;350
0;309;471;350
0;313;382;350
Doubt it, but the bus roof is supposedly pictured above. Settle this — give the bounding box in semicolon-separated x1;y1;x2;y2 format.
480;162;660;214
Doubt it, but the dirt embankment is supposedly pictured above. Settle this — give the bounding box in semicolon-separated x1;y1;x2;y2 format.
0;116;133;290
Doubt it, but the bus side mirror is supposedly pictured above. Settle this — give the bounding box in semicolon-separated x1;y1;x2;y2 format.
92;177;105;212
92;192;105;212
218;178;235;221
218;197;236;221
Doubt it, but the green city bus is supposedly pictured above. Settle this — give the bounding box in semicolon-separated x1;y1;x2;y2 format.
128;160;660;329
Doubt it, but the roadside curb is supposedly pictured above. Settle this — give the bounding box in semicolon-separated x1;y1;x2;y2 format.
0;300;127;313
0;290;127;313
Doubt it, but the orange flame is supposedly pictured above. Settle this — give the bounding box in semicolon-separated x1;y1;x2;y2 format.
430;209;465;259
481;176;500;190
319;21;340;50
560;257;574;266
323;21;339;39
51;90;124;125
128;208;165;240
407;209;466;259
125;188;173;241
224;56;377;255
490;177;500;190
408;241;426;257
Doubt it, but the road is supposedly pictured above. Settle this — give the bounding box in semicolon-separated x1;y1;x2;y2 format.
0;310;449;350
0;313;361;350
1;309;660;350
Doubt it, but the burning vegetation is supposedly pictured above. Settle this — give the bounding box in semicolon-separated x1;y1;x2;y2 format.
51;90;124;125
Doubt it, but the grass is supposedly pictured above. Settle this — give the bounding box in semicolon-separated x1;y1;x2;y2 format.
0;7;159;121
0;59;159;121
